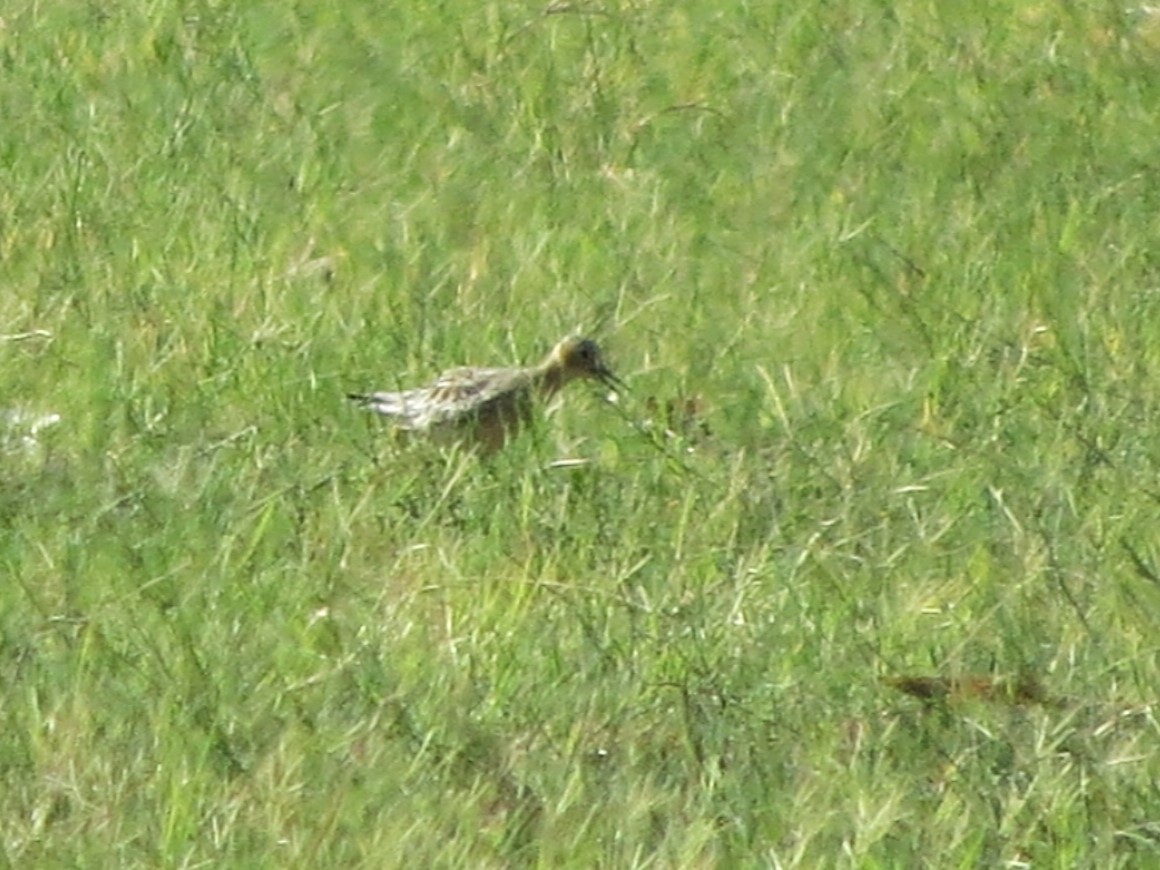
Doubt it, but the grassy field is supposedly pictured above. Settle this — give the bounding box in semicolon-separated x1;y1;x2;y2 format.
4;1;1160;865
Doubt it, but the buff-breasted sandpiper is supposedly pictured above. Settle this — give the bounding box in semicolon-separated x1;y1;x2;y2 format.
349;336;620;454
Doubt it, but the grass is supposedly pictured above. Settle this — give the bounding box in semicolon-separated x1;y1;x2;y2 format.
3;0;1160;865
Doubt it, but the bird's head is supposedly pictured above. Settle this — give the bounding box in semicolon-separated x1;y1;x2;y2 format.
549;336;623;390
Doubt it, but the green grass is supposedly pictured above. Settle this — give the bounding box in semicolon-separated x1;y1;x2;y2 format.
4;0;1160;865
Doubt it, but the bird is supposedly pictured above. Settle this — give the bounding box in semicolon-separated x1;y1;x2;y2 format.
349;335;621;454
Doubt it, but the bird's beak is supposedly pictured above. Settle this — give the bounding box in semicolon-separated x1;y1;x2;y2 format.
597;365;626;392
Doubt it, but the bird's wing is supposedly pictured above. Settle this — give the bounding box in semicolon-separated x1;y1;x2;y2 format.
417;367;529;424
350;367;529;429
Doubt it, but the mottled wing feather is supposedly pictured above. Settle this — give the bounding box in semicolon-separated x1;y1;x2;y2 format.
424;367;528;425
353;366;532;431
431;367;510;402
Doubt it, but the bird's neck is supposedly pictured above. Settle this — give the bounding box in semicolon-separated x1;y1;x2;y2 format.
538;369;566;398
536;358;571;398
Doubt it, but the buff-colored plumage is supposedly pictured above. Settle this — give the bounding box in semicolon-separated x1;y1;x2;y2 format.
349;336;619;454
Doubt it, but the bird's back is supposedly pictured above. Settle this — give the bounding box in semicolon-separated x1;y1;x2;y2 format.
352;364;538;452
